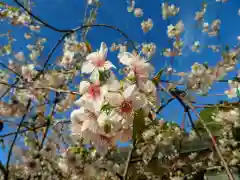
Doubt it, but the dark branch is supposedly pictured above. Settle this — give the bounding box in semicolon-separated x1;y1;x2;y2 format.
13;0;73;33
5;99;32;180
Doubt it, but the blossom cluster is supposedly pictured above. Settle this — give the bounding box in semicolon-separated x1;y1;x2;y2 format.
70;42;157;154
185;47;240;94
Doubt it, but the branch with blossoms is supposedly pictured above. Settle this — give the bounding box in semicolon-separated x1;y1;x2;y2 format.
0;0;240;179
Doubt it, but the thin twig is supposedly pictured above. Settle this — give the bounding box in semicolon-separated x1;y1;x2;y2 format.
0;123;46;138
33;23;137;80
156;97;175;114
122;146;134;180
0;80;82;95
0;79;19;100
5;99;31;180
39;92;58;150
0;62;23;79
33;33;69;80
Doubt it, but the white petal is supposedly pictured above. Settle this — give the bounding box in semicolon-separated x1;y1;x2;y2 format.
97;112;108;127
105;92;123;107
132;93;146;110
107;80;120;91
99;42;108;60
81;61;95;74
109;110;122;123
123;85;137;99
74;98;85;107
139;80;156;94
70;108;84;121
79;81;90;94
82;119;99;133
90;70;100;83
86;52;98;61
75;96;95;112
118;52;135;66
93;96;104;112
104;60;116;69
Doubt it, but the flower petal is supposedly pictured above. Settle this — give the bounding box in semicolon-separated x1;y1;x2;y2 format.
118;52;135;66
86;52;98;62
79;81;90;94
107;79;120;91
105;92;123;107
123;84;137;99
104;60;116;69
132;93;147;110
81;61;95;74
99;42;108;60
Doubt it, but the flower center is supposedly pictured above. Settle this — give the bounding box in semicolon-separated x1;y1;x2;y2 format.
88;84;101;98
120;100;133;113
93;59;105;67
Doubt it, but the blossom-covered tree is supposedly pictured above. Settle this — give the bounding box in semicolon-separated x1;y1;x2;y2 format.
0;0;239;180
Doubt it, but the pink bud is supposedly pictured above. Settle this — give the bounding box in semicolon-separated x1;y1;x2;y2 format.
134;8;143;17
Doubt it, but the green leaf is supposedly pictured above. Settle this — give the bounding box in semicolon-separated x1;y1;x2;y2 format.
152;68;164;87
0;2;5;7
101;103;113;115
3;44;12;55
196;107;222;135
8;6;19;12
99;70;111;83
133;109;145;141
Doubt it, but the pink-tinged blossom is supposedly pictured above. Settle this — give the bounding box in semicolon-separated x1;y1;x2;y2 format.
81;42;116;74
70;107;100;136
76;80;108;112
118;52;154;81
105;85;147;128
225;80;240;99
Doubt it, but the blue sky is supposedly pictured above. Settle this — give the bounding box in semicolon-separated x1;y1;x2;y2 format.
1;0;240;163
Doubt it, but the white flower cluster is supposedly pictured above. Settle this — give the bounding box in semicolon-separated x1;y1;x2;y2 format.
70;42;157;154
167;20;184;39
212;108;240;127
203;19;221;36
162;3;180;20
225;79;240;99
191;41;200;53
60;34;89;69
195;3;207;22
186;48;240;94
141;18;154;33
141;42;157;59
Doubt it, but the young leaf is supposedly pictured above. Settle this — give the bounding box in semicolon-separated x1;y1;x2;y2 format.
133;109;145;141
152;68;164;87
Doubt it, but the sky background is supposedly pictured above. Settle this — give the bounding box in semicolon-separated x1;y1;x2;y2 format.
1;0;240;164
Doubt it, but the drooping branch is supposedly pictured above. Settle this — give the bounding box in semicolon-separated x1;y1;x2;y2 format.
13;0;73;33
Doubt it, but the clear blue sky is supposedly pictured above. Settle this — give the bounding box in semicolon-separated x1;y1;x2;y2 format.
1;0;240;163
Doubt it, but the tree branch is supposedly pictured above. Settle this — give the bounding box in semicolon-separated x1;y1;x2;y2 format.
13;0;73;33
5;99;31;180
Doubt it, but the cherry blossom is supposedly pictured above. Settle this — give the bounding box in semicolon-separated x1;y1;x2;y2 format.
81;42;115;74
